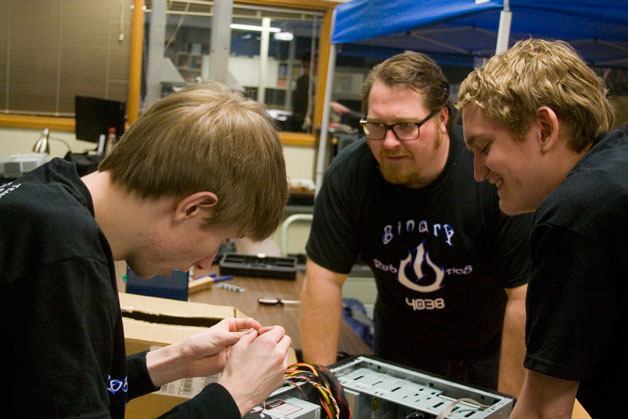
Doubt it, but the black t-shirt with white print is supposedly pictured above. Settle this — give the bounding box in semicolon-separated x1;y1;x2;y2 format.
0;159;241;418
307;126;531;362
0;159;128;417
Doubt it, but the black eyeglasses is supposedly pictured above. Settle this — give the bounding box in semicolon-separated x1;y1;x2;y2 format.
360;109;439;141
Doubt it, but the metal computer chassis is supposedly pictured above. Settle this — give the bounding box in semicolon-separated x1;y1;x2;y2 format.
331;356;514;418
252;356;514;419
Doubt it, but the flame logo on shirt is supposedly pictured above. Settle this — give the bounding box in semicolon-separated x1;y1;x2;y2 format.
398;241;445;293
106;375;128;395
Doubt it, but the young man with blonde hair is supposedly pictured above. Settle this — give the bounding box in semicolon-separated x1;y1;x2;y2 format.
458;38;627;418
0;82;290;418
300;52;532;394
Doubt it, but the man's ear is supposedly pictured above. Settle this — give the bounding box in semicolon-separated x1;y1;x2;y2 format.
536;106;560;154
438;106;449;133
175;191;218;221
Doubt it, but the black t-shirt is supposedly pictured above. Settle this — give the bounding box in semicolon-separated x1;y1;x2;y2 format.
307;127;531;362
292;74;310;121
0;159;127;417
524;128;628;418
0;159;240;418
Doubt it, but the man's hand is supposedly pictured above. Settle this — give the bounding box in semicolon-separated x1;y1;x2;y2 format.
330;101;351;114
146;317;262;386
180;317;263;377
219;326;292;416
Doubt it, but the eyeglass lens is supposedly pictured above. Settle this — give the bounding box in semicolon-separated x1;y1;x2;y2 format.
364;122;418;141
362;109;438;141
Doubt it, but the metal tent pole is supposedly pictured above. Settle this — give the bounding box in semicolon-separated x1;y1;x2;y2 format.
314;9;337;195
495;0;512;54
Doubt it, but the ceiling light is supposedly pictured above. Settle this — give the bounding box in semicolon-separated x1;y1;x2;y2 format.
274;32;294;41
230;23;280;33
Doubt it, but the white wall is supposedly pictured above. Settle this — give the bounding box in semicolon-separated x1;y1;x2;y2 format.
283;145;315;181
0;127;96;158
0;127;316;182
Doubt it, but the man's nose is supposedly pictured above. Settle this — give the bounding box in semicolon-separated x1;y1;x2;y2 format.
382;127;401;148
473;153;489;182
196;253;218;270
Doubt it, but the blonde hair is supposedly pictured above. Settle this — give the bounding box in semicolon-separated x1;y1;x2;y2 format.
99;82;287;240
362;52;450;115
457;39;615;151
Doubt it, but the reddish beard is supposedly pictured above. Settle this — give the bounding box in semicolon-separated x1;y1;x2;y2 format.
379;152;417;185
378;129;442;186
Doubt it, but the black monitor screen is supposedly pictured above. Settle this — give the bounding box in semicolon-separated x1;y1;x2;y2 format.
75;96;126;143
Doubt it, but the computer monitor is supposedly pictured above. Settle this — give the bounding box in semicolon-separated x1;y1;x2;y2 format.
74;96;126;144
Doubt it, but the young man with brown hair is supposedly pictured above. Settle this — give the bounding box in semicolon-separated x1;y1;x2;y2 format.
300;52;532;394
458;38;627;418
0;82;291;418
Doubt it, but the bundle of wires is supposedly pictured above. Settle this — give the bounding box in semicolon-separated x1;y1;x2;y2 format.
283;363;351;419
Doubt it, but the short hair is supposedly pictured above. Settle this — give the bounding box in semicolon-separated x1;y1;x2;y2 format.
99;82;287;240
361;52;450;115
456;39;615;152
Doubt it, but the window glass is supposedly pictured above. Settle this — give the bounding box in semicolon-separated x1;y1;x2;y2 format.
143;1;322;133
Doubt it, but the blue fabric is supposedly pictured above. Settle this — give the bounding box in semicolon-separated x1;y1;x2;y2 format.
332;0;628;68
342;298;374;348
333;0;500;44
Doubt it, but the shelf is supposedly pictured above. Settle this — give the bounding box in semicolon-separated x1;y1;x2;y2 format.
176;67;201;73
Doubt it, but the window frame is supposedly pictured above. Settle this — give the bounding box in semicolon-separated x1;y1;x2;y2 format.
0;0;336;148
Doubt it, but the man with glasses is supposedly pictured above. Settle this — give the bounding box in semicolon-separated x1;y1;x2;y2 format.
300;52;532;394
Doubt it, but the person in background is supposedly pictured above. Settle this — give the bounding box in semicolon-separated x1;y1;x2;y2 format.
0;82;291;418
288;51;357;133
458;38;627;418
289;52;315;132
300;51;532;395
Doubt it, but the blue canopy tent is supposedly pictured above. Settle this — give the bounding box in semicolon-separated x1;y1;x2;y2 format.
333;0;628;67
315;0;628;190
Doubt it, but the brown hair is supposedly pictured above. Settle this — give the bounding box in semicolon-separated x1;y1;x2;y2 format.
361;52;450;115
99;82;287;240
456;39;615;152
